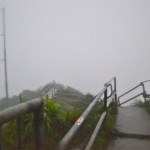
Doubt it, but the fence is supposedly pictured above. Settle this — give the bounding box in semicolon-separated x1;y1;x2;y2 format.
58;77;117;150
0;97;44;150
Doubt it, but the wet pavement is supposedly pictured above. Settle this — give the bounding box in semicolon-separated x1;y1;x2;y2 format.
107;106;150;150
115;106;150;135
107;138;150;150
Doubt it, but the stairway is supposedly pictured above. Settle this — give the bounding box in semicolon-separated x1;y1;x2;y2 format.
107;106;150;150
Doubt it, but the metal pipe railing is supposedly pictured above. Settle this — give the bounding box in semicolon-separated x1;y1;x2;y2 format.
85;92;116;150
85;112;107;150
119;92;143;106
17;117;23;149
58;77;117;150
142;80;150;83
0;97;44;150
118;84;141;101
118;80;150;106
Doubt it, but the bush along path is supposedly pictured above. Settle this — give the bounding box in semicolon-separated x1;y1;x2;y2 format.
1;99;117;150
106;105;150;150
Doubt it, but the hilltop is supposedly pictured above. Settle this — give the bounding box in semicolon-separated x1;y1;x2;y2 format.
0;81;94;110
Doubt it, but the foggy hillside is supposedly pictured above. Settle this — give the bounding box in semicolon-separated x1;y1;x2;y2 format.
0;81;94;110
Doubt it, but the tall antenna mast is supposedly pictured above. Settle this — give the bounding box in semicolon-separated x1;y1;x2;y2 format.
1;8;9;106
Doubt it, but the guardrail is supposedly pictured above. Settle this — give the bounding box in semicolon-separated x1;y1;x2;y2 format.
118;80;150;106
0;97;44;150
58;77;117;150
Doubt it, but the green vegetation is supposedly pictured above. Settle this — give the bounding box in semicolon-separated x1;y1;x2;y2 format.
0;82;117;150
1;98;117;150
67;104;103;149
65;101;118;150
92;102;118;150
0;81;93;110
1;97;83;150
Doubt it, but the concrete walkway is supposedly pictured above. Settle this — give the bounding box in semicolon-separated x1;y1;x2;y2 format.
107;106;150;150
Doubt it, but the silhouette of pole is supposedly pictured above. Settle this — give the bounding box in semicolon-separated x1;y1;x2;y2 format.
2;8;9;106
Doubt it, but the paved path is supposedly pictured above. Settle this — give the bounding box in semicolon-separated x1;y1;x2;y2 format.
107;138;150;150
115;106;150;135
107;106;150;150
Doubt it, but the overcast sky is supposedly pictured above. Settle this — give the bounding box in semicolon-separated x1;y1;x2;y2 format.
0;0;150;99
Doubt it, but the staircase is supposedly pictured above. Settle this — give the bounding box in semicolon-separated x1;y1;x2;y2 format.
107;81;150;150
107;106;150;150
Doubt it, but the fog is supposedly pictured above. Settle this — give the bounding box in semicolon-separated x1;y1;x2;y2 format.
0;0;150;98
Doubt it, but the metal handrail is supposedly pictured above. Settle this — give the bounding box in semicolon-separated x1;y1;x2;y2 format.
58;77;117;150
0;97;44;150
118;80;150;106
142;80;150;83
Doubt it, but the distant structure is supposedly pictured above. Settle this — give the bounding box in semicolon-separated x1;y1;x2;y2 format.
0;8;9;106
41;82;57;99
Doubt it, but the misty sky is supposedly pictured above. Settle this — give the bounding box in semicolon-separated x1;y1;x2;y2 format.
0;0;150;99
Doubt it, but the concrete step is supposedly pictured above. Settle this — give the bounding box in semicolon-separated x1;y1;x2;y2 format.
115;106;150;135
107;138;150;150
107;106;150;150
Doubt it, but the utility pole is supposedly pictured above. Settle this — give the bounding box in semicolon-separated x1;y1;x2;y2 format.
0;8;9;107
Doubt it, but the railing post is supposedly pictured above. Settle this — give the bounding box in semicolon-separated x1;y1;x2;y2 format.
143;91;147;103
104;87;107;111
33;106;44;150
114;77;117;103
141;82;147;102
17;117;23;150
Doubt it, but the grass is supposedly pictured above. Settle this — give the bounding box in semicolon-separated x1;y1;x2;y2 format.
92;102;118;150
65;102;118;150
1;97;83;150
